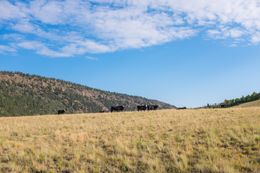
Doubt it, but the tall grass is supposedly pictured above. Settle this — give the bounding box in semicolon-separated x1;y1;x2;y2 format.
0;108;259;172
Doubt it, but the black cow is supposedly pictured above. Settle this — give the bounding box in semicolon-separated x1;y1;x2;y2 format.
110;106;124;112
57;110;65;114
137;105;147;111
220;104;226;108
147;105;159;110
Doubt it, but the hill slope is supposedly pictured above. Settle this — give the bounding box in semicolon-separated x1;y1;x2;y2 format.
206;92;260;108
0;108;259;172
0;72;174;116
236;99;260;107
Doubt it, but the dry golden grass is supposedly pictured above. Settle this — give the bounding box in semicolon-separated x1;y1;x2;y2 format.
0;108;259;173
236;100;260;108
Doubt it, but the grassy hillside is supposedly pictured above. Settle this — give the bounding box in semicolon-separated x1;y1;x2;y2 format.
0;72;173;116
0;108;259;173
206;92;260;108
236;99;260;107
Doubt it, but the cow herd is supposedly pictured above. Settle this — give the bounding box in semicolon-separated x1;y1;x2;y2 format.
137;105;159;111
111;104;159;112
57;104;159;114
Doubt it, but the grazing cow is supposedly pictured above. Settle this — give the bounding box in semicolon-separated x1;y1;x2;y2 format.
58;110;65;114
220;104;226;108
110;106;124;112
177;107;187;110
147;105;159;110
137;105;147;111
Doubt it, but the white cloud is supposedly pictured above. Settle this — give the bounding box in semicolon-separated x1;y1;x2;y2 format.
0;45;16;53
0;0;260;57
251;33;260;44
17;41;62;57
12;21;35;33
17;39;111;58
29;0;65;25
0;1;26;20
208;27;245;40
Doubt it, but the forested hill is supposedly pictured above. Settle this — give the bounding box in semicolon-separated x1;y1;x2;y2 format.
0;72;174;116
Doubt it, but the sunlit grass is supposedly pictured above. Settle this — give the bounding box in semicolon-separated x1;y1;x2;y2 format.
0;108;259;172
236;100;260;108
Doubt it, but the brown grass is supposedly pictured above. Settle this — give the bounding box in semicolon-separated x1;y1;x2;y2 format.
236;100;260;108
0;108;259;173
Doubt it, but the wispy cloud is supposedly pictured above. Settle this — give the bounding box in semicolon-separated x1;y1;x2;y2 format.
0;0;260;57
85;56;98;61
0;45;16;53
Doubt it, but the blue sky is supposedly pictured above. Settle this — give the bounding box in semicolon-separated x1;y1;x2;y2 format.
1;0;260;107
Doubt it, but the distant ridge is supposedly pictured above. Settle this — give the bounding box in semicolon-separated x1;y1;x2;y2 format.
0;71;174;116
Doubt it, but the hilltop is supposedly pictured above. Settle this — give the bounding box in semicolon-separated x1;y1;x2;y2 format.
0;72;174;116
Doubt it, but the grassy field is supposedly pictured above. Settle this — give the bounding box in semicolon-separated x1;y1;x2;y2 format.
236;100;260;108
0;108;259;173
